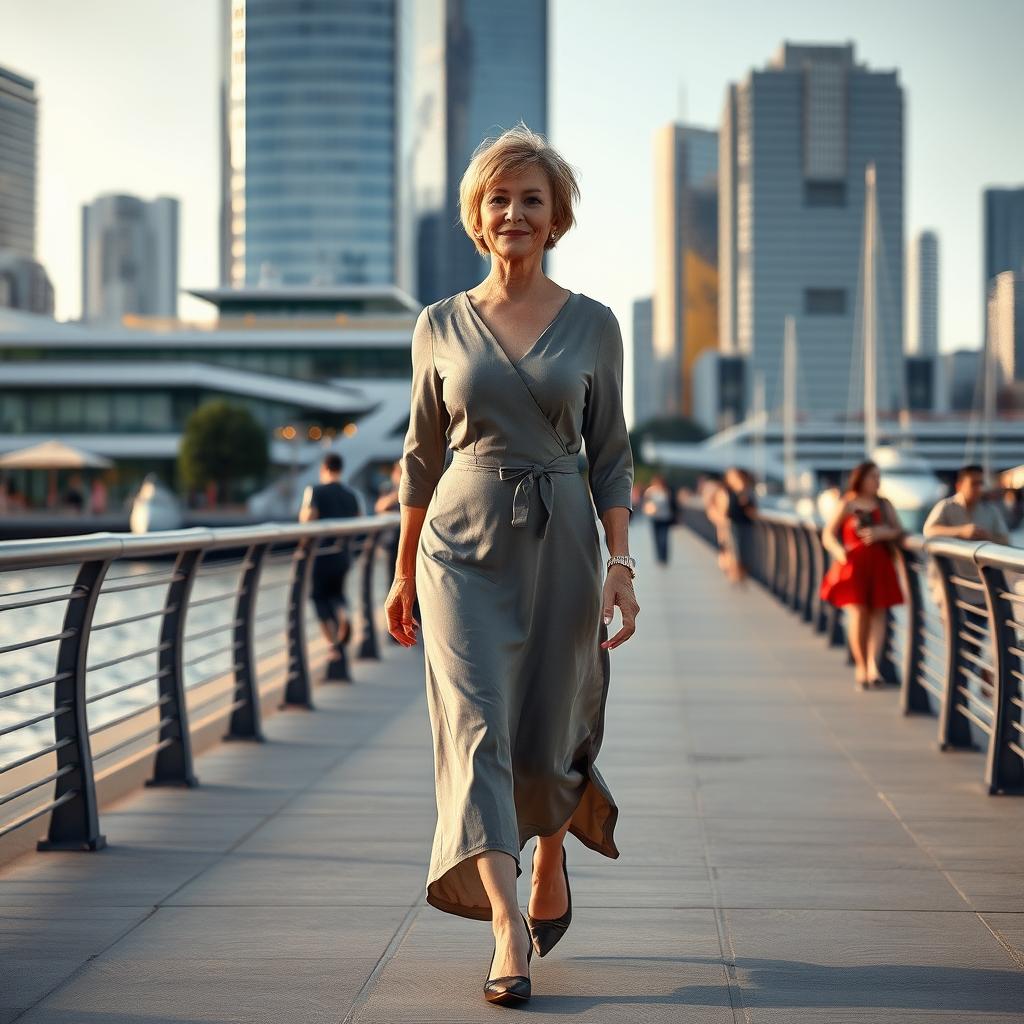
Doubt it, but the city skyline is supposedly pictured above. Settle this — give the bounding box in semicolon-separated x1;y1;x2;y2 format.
3;0;1023;371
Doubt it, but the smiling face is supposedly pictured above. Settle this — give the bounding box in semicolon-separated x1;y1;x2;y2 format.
477;164;557;261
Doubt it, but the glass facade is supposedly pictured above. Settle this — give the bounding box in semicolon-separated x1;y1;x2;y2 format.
224;0;399;288
0;387;354;436
0;344;409;381
0;65;37;260
721;44;904;416
412;0;549;305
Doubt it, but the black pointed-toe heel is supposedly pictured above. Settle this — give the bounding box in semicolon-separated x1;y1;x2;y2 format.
483;910;533;1006
526;843;572;957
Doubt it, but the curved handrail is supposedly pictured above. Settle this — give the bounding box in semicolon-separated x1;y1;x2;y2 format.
681;500;1024;794
0;514;402;854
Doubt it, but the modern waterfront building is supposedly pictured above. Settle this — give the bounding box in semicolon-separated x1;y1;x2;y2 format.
983;187;1024;335
719;42;904;418
0;63;54;315
410;0;549;305
643;415;1024;492
653;122;718;418
0;285;421;511
988;271;1024;387
631;296;655;428
219;0;406;292
908;229;938;357
81;194;180;323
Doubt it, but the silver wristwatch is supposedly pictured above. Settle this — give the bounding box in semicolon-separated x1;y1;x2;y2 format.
606;554;636;579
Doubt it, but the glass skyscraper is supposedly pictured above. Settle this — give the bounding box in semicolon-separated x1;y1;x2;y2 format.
220;0;400;289
411;0;549;305
653;122;718;418
720;42;905;417
983;187;1024;340
0;64;37;261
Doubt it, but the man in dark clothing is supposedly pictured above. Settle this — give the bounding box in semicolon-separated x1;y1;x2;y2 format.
299;452;365;680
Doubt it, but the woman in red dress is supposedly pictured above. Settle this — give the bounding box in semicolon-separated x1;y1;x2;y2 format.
820;460;906;690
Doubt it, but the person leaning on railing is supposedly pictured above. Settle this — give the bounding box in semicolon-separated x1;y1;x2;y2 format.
922;464;1010;546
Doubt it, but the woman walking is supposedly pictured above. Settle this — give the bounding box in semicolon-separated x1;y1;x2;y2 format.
385;123;639;1006
820;460;905;689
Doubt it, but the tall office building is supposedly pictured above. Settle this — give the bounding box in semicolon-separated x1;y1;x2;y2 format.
653;123;718;418
720;42;904;416
0;64;37;260
220;0;405;290
0;63;53;315
411;0;549;305
907;229;938;356
983;187;1024;337
631;296;655;427
81;195;179;322
988;271;1024;385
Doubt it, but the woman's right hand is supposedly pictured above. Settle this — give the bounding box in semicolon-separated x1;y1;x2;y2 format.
386;575;419;647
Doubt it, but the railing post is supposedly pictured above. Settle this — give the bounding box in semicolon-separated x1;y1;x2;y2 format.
37;557;112;851
356;528;381;661
795;526;812;620
978;560;1024;794
897;546;931;714
785;526;801;611
147;547;202;786
763;524;778;594
281;536;315;709
933;550;974;750
224;543;268;740
811;528;829;634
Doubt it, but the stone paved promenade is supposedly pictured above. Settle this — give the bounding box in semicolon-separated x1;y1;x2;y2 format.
3;526;1024;1022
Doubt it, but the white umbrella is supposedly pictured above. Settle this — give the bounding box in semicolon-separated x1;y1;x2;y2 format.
0;440;113;510
0;439;113;470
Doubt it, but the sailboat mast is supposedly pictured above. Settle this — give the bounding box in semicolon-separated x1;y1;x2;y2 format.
752;371;766;490
983;325;996;479
783;315;797;494
863;162;878;458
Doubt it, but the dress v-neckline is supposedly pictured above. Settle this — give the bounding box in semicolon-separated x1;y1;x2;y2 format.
462;289;576;368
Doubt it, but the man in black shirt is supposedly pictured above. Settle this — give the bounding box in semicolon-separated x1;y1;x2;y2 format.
299;452;365;680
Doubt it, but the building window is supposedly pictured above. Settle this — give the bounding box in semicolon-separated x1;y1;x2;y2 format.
805;288;847;315
804;180;846;207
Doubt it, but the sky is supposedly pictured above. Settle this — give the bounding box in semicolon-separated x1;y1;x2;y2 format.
3;0;1023;362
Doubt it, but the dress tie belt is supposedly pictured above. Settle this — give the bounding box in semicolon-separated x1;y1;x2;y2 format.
449;451;581;539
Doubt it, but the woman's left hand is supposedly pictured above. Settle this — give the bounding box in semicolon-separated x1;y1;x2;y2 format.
601;566;639;649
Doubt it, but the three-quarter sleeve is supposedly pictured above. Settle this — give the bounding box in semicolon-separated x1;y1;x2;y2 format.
582;306;634;516
398;306;451;508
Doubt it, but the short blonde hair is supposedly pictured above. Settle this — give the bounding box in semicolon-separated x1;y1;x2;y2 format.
458;121;580;258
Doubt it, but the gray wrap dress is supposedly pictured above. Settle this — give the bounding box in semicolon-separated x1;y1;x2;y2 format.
398;288;634;920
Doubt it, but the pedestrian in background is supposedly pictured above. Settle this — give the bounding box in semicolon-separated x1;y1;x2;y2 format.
299;452;365;680
715;467;758;585
641;472;676;565
820;460;905;690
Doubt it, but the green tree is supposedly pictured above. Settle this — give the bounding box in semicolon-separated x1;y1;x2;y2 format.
178;400;269;505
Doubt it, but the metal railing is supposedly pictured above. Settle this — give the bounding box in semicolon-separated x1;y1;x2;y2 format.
681;502;1024;795
0;515;400;854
